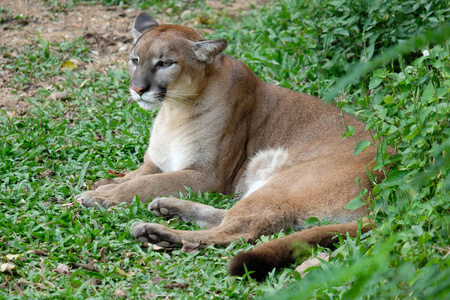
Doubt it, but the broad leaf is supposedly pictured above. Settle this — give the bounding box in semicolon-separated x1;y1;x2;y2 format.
353;140;371;156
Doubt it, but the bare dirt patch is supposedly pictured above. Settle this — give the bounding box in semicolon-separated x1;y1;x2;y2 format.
1;0;139;115
0;0;267;116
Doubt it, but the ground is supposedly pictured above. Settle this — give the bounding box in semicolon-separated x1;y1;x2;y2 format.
0;0;267;117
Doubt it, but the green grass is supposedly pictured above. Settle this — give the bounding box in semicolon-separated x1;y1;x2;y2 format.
2;0;450;298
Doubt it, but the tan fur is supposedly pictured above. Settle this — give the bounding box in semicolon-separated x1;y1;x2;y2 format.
74;13;382;279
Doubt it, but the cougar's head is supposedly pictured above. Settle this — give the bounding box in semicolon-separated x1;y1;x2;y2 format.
128;12;228;111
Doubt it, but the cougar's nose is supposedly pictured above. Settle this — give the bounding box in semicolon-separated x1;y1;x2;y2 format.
131;85;146;95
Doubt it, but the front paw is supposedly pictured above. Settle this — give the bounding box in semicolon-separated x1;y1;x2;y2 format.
75;191;119;208
131;222;182;247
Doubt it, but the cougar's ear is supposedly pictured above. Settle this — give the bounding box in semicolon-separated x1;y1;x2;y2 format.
192;39;228;65
132;12;159;42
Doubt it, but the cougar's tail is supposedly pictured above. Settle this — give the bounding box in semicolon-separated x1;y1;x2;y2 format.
228;219;373;280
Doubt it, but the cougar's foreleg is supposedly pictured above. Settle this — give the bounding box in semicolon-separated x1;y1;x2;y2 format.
76;169;218;208
148;197;227;229
90;160;161;191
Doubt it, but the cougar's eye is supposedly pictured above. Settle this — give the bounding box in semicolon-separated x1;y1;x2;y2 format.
131;58;139;65
157;60;175;68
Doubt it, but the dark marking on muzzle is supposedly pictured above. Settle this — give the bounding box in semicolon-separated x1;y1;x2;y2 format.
159;85;167;99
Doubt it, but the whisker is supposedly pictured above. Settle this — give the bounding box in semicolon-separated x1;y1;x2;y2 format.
167;94;191;100
164;96;188;107
167;94;199;99
170;92;199;96
168;90;199;96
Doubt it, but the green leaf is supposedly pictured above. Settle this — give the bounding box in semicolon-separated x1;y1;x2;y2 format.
366;165;376;185
369;77;383;89
305;217;319;227
345;189;367;210
353;140;371;156
333;27;349;36
383;95;394;104
404;124;418;140
76;161;90;189
373;69;386;78
422;82;435;103
345;197;364;210
411;225;424;236
383;170;408;187
343;126;355;139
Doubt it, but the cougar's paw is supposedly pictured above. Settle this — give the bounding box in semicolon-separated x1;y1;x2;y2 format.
131;222;182;247
75;191;119;208
148;197;180;219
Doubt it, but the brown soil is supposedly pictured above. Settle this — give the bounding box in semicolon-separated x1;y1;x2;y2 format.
0;0;268;117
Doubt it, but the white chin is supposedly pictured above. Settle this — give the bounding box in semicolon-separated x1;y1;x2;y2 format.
137;100;160;111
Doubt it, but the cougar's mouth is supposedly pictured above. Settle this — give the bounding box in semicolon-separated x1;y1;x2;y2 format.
128;89;164;111
159;86;167;99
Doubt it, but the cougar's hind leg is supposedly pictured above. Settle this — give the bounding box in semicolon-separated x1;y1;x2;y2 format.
130;222;253;247
148;197;227;229
132;189;297;247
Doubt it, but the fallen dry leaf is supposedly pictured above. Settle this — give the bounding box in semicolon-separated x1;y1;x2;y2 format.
65;139;80;146
0;263;15;273
48;92;70;100
151;276;164;285
43;280;56;289
79;79;89;88
163;282;189;290
99;247;107;262
148;243;176;252
5;254;24;261
88;278;102;285
295;252;330;278
122;251;137;259
140;292;157;299
196;16;214;25
52;263;70;275
71;262;99;272
107;170;126;177
26;250;48;256
18;278;55;290
114;288;128;298
13;282;24;295
61;60;77;70
181;241;201;254
18;279;33;285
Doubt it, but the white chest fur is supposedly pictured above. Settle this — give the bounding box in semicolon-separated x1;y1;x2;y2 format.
147;106;204;173
153;137;193;172
148;126;197;173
